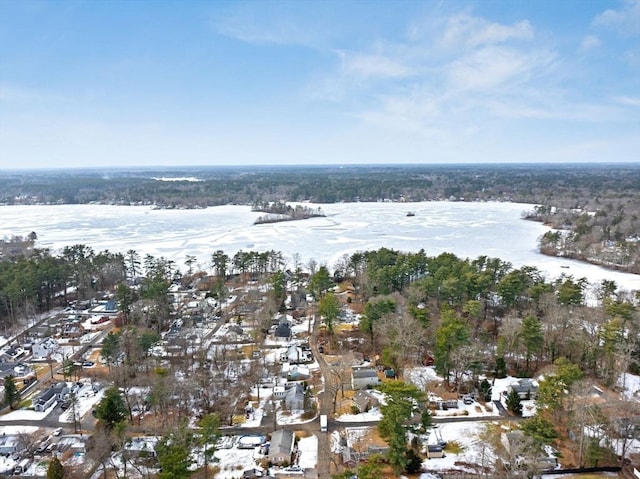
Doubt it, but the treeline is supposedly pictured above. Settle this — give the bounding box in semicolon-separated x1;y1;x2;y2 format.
525;199;640;273
252;200;325;224
2;164;638;207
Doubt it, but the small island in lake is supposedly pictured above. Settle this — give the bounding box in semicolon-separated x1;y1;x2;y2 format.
252;200;325;225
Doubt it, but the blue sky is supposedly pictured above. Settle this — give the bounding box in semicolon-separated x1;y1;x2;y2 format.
0;0;638;168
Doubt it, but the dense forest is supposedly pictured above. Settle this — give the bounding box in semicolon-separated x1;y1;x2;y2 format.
0;164;637;207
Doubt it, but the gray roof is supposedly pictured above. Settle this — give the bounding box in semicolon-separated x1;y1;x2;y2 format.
285;383;305;400
274;322;291;338
270;429;294;456
352;368;378;379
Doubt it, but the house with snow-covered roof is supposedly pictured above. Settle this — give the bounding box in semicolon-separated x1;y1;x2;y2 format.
32;337;59;360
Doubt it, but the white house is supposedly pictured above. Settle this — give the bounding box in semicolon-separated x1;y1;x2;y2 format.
279;345;312;364
32;337;58;360
351;368;381;390
34;388;57;412
0;435;19;455
124;436;159;458
272;386;287;400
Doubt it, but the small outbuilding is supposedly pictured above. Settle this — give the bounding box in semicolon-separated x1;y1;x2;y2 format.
427;444;444;459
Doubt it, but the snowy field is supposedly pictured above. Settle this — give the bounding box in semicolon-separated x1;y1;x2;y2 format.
2;202;639;292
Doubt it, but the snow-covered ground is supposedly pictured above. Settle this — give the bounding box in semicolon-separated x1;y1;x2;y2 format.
1;379;103;424
337;407;384;422
618;372;640;400
58;383;105;423
297;435;318;469
422;420;497;474
192;432;319;477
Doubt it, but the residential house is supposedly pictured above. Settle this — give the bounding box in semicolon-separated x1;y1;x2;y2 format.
32;337;58;360
342;444;389;467
54;435;88;456
351;368;380;390
12;363;35;384
0;363;36;384
272;386;287;400
0;435;19;455
34;388;57;412
124;436;159;458
281;364;310;381
429;399;459;410
60;323;84;339
352;390;379;413
268;429;295;465
280;345;311;364
103;299;118;312
227;324;245;339
51;381;79;401
505;378;538;400
501;431;557;470
284;384;305;411
242;468;266;479
274;320;292;340
341;446;361;467
1;345;27;362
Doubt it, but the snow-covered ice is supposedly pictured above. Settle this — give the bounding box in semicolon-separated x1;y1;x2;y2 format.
2;202;638;291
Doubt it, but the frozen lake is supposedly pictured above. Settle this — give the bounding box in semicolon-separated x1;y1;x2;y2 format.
1;202;639;292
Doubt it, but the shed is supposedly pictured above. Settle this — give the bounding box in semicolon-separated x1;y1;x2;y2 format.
427;444;444;458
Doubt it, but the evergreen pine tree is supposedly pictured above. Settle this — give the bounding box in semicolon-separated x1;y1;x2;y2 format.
3;375;19;410
47;457;65;479
506;389;523;416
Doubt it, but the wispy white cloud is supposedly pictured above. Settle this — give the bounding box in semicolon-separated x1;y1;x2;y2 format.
338;51;412;79
613;95;640;107
446;46;555;92
209;3;335;48
212;15;319;47
312;4;638;156
580;34;601;52
320;11;566;133
593;0;640;36
440;13;533;49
